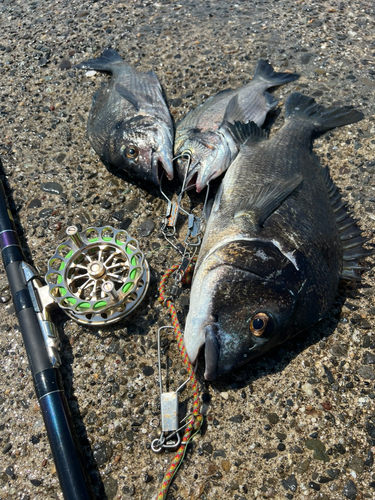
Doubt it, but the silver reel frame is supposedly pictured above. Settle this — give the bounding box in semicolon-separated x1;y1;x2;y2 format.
45;225;150;325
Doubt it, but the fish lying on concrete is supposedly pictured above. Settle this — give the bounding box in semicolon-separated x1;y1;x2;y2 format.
184;93;368;380
174;60;299;192
76;49;174;185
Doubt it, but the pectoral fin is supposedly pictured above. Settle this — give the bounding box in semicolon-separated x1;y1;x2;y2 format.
234;174;303;227
115;83;140;111
222;95;246;123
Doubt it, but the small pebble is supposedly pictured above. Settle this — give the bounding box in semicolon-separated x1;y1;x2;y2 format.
330;343;348;357
58;59;72;70
5;466;15;479
142;366;154;376
266;413;279;425
103;477;118;500
93;441;112;466
302;382;314;396
38;208;53;219
305;439;330;462
296;459;310;474
30;479;41;487
229;414;243;424
101;200;111;209
326;468;340;479
72;190;83;202
363;351;375;364
348;455;364;474
343;479;357;500
263;452;277;460
366;421;375;439
213;449;226;458
309;481;320;491
323;364;335;384
122;484;135;496
40;182;63;195
202;442;213;454
221;460;231;472
137;219;156;237
358;366;375;380
281;474;298;492
2;443;12;454
119;218;132;230
28;199;42;208
364;450;374;467
318;476;333;483
112;209;125;221
276;432;287;441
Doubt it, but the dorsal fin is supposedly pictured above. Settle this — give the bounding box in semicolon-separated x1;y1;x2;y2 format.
223;120;269;146
321;165;373;279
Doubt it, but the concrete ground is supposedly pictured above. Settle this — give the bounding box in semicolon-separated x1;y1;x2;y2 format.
0;0;374;499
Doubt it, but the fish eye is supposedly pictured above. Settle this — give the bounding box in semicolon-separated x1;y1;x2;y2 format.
125;145;139;159
249;312;274;337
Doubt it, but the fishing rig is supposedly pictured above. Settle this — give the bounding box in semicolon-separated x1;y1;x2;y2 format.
151;326;191;453
159;151;209;286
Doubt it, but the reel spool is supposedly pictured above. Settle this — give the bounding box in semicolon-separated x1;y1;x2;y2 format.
46;225;150;325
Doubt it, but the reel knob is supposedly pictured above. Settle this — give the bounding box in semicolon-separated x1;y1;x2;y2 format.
46;225;150;325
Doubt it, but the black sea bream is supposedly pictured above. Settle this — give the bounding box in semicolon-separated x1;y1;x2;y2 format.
184;93;368;380
76;49;174;185
174;60;299;192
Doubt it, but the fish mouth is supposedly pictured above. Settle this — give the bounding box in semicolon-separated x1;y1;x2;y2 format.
203;323;221;381
180;162;200;192
183;171;198;191
182;161;213;193
196;171;217;193
152;147;174;184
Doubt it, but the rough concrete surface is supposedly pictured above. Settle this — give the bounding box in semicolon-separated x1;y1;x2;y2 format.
0;1;375;499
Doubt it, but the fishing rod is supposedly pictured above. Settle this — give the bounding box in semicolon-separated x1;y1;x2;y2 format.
0;160;203;499
0;164;151;497
0;176;95;500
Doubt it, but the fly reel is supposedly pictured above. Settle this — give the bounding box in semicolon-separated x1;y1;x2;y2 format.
45;225;150;325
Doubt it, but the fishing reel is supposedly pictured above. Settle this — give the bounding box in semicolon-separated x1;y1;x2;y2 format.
45;225;150;325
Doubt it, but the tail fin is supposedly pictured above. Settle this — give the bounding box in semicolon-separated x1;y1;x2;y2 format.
253;60;300;86
75;48;123;73
285;93;364;133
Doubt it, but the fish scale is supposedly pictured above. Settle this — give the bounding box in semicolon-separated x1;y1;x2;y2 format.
184;93;369;381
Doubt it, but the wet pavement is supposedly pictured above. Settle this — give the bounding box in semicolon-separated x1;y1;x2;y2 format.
0;1;375;499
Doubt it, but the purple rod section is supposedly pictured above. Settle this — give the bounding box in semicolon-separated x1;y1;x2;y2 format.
0;230;18;250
